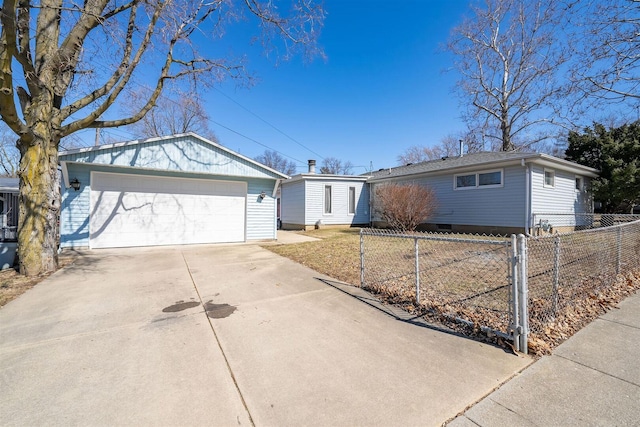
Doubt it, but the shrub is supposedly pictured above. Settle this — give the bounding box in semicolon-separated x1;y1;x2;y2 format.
374;183;437;232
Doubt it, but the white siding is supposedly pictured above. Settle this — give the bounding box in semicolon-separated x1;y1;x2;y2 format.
305;179;369;226
246;178;277;240
280;180;306;225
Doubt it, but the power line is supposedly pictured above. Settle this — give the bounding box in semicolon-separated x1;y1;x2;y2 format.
213;87;326;160
207;117;307;164
122;81;310;166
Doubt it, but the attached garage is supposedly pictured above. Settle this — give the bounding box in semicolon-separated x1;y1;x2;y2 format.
90;172;247;248
59;133;287;249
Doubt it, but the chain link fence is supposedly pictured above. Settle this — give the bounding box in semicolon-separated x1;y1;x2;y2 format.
532;213;640;235
360;229;513;339
527;220;640;337
360;218;640;354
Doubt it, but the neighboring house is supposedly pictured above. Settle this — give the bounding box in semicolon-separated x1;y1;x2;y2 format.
0;177;18;269
59;133;287;249
280;160;370;230
368;151;599;235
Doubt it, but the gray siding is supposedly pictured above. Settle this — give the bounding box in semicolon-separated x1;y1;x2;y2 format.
280;180;306;225
372;165;527;228
530;165;593;226
60;134;281;180
306;179;369;226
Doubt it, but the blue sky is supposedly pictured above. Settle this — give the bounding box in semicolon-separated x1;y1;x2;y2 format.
207;0;470;174
91;0;472;174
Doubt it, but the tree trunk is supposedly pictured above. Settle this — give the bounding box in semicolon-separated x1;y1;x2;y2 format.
17;125;60;277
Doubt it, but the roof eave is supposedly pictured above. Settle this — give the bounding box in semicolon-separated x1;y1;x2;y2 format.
58;132;289;180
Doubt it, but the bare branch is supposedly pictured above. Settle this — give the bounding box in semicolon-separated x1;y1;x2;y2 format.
374;183;438;232
449;0;568;151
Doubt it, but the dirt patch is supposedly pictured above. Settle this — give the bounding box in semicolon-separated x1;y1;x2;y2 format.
0;253;79;308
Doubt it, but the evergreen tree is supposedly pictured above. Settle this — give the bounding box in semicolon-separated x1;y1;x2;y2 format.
566;122;640;213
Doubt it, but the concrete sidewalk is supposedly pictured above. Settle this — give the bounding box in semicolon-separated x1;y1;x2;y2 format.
449;291;640;426
0;244;530;426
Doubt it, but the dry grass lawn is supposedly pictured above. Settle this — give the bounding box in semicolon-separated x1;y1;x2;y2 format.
0;253;78;308
264;228;362;285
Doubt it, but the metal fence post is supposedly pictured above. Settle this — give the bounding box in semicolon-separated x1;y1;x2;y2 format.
360;229;365;288
414;237;420;304
510;234;521;353
552;235;561;318
616;226;622;275
517;234;529;354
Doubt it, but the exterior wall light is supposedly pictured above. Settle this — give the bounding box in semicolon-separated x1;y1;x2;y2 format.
259;191;266;199
70;178;81;191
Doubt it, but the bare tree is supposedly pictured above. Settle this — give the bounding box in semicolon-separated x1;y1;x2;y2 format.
396;133;483;165
254;150;297;176
567;0;640;109
396;145;446;165
0;1;324;276
0;125;19;177
123;90;219;142
374;183;438;232
448;0;568;151
320;157;353;175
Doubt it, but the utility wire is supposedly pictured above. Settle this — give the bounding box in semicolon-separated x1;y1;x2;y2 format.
213;87;326;160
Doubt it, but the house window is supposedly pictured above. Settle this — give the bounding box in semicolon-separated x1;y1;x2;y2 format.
479;171;502;186
324;185;332;214
544;169;555;188
348;186;356;215
454;169;503;190
456;174;476;188
575;176;583;192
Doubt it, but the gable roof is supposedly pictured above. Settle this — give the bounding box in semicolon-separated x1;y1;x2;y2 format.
367;151;599;182
59;132;289;180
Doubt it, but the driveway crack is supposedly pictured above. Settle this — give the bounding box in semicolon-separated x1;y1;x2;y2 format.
181;252;255;426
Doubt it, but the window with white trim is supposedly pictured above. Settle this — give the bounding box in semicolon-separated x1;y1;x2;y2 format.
575;176;583;192
348;186;356;215
454;169;503;190
544;169;555;188
324;185;332;214
456;174;476;188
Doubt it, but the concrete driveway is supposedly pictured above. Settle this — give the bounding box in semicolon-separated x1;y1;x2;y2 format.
0;244;530;426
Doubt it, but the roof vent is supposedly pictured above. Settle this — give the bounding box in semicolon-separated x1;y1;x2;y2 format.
308;159;316;174
441;156;449;161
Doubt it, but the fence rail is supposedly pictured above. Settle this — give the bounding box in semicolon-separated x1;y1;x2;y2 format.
360;218;640;354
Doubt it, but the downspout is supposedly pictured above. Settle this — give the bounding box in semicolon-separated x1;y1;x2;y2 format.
273;179;282;236
523;159;532;236
368;182;373;227
271;178;282;198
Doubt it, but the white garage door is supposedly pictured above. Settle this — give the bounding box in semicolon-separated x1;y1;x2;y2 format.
90;172;246;249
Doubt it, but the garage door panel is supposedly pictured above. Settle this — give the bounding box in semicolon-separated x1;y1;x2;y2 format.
90;172;246;249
